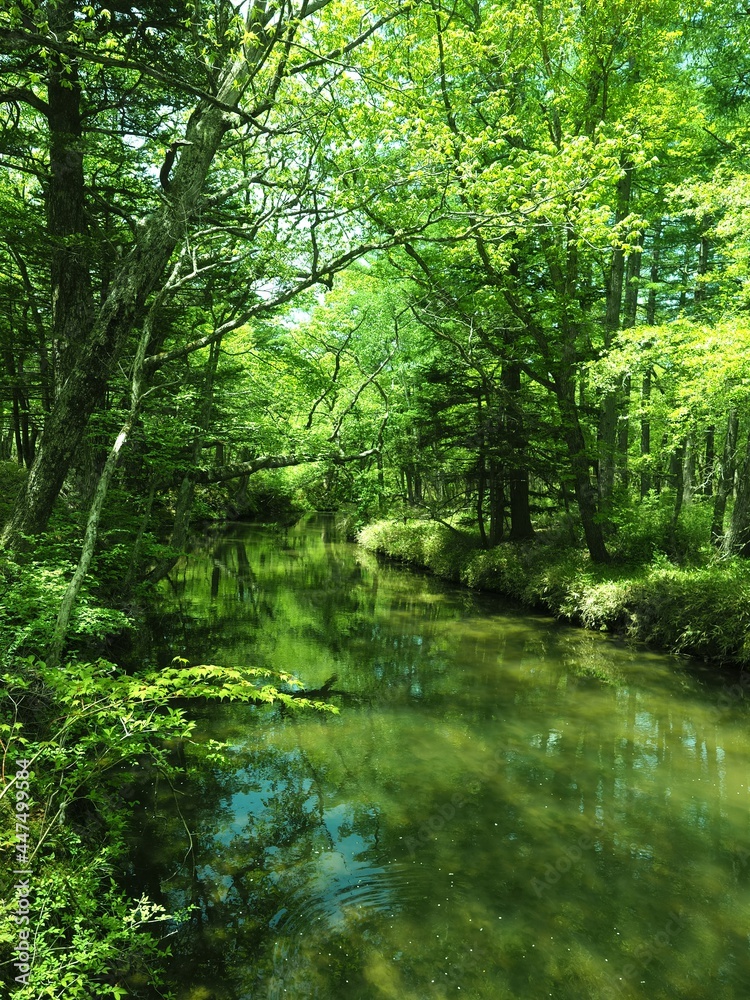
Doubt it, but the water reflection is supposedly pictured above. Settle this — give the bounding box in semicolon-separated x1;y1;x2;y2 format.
130;518;750;1000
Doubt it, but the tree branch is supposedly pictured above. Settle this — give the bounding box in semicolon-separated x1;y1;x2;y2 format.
0;86;49;116
195;448;378;485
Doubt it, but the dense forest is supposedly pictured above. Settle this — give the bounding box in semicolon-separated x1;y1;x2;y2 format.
3;0;750;996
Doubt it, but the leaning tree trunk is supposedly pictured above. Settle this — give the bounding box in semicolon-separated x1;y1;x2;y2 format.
0;35;262;552
47;313;154;666
44;259;188;661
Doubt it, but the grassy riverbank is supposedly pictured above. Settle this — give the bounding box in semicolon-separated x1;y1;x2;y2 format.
358;519;750;668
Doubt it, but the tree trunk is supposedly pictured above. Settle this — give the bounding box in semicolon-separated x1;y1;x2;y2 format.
47;414;134;667
646;222;661;326
623;236;642;330
476;391;488;547
47;0;95;389
639;369;652;498
712;409;739;546
376;451;386;514
489;459;504;545
503;363;534;540
556;375;609;563
694;235;710;305
617;374;631;492
722;430;750;557
682;434;695;507
598;160;632;508
617;237;641;493
598;392;618;505
46;310;156;665
703;426;715;497
668;442;685;554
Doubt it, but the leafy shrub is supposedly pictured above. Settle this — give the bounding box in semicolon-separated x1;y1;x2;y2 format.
0;656;335;997
610;491;674;563
462;545;532;600
238;468;307;518
628;562;750;662
0;557;130;668
359;519;477;581
611;492;713;564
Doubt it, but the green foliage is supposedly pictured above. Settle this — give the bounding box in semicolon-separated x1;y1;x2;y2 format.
0;651;335;996
358;519;478;582
0;557;130;666
0;462;26;528
234;468;307;519
609;492;713;564
627;562;750;661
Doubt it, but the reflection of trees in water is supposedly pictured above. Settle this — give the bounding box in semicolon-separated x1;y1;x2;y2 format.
159;522;370;661
132;730;405;998
133;521;750;999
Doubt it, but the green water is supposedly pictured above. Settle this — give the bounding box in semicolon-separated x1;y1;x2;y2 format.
132;518;750;1000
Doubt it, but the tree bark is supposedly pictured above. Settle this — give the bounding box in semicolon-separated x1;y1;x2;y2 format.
598;161;632;507
640;222;661;498
476;392;488;548
489;459;504;545
46;310;155;666
47;0;95;390
646;222;661;326
640;368;652;497
617;236;641;492
682;434;695;507
703;426;715;497
669;442;685;554
503;362;534;540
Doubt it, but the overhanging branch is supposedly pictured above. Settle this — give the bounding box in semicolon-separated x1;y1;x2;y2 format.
195;448;378;485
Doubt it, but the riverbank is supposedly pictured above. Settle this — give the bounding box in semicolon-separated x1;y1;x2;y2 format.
358;519;750;668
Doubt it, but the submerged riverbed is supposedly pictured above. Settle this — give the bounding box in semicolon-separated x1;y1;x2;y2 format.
130;518;750;1000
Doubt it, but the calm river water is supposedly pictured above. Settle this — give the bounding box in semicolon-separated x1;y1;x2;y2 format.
130;518;750;1000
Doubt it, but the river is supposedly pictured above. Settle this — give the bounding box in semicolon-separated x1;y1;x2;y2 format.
128;517;750;1000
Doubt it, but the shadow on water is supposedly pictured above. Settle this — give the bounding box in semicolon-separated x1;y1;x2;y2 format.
126;516;750;1000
